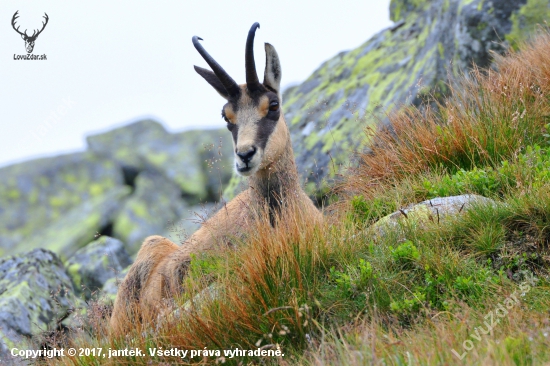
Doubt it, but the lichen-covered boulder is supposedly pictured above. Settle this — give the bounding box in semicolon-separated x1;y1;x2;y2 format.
181;129;234;201
0;249;81;356
65;236;132;300
112;171;188;255
86;119;169;171
226;0;543;199
23;186;131;261
0;152;124;255
371;194;496;238
139;128;233;201
86;120;233;201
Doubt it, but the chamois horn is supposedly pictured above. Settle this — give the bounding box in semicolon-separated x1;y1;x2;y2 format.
245;22;261;92
192;36;240;97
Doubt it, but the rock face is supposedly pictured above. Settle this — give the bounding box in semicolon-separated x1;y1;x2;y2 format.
0;250;80;361
225;0;542;199
25;186;132;261
86;119;168;171
506;0;550;46
65;236;132;300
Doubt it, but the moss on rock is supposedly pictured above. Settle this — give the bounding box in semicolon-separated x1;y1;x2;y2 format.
270;0;528;199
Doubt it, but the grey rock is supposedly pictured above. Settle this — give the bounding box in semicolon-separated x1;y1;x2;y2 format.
112;171;188;255
139;128;234;201
65;236;132;300
0;152;124;256
101;266;130;300
87;120;234;200
371;194;497;238
24;186;132;261
86;119;169;171
0;249;81;356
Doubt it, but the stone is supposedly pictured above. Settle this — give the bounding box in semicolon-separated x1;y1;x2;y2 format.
0;152;124;255
371;194;497;238
24;186;131;261
65;236;132;300
0;250;81;358
112;171;188;255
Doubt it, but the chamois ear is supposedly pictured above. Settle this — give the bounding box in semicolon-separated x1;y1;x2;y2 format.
194;66;231;100
263;43;282;95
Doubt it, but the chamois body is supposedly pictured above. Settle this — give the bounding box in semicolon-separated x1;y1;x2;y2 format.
110;23;321;333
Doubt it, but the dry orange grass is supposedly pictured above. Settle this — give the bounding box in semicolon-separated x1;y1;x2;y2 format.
344;31;550;201
51;202;329;365
155;203;327;355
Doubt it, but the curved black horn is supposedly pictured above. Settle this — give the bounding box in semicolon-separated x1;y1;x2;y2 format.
193;36;240;97
245;22;261;92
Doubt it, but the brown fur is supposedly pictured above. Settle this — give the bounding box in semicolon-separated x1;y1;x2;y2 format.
110;27;322;335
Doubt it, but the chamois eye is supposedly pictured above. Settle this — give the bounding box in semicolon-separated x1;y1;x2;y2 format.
269;101;279;112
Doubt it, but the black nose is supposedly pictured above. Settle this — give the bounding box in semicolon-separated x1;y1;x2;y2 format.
236;147;256;164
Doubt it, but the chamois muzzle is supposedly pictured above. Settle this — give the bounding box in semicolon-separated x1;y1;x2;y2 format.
236;147;257;164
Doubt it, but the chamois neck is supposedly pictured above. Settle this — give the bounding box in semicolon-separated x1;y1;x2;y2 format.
248;138;300;209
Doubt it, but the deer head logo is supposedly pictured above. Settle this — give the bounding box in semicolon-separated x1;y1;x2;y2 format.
11;11;49;54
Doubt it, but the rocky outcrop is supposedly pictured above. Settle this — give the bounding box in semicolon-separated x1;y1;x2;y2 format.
86;119;168;171
25;186;131;261
100;266;130;305
87;122;233;201
506;0;550;46
0;250;81;361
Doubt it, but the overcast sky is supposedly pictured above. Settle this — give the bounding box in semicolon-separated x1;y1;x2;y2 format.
0;1;392;168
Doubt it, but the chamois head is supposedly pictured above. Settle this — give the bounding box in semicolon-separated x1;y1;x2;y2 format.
193;23;288;177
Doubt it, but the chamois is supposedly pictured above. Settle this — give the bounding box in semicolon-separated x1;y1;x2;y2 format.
110;23;322;333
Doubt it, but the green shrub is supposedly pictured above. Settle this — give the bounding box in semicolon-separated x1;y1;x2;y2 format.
330;258;376;295
390;240;420;264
